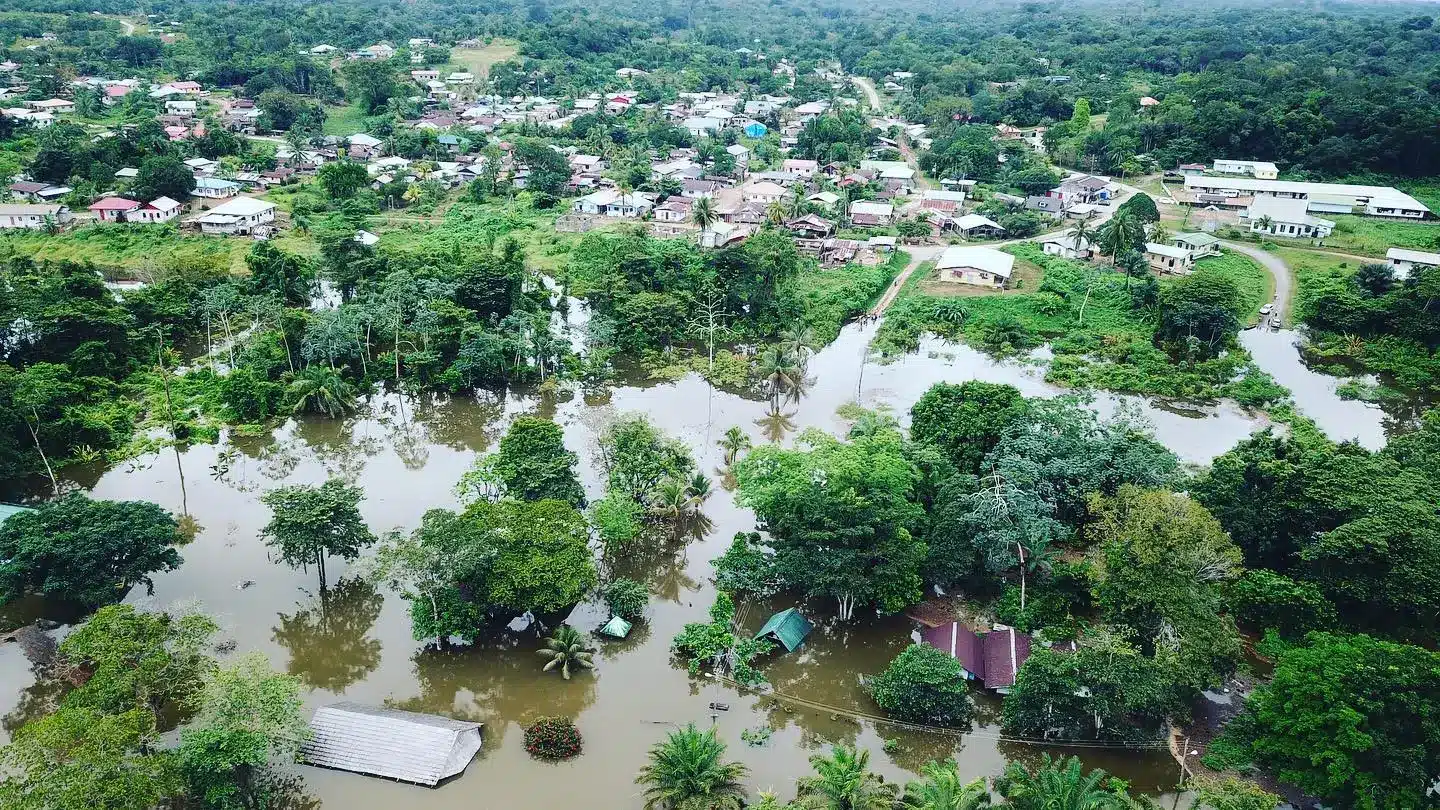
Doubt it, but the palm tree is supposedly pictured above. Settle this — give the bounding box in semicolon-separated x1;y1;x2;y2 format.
765;201;788;227
995;755;1126;810
1148;223;1171;247
286;366;358;419
757;345;803;405
902;761;990;810
1254;214;1275;234
692;195;718;238
1096;211;1140;265
932;299;968;332
1067;218;1097;257
755;403;797;444
650;477;696;537
635;724;749;810
536;626;595;680
686;472;713;503
717;426;752;464
778;325;818;366
795;746;898;810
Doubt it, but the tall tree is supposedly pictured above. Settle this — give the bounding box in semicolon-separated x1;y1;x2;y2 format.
490;416;585;506
795;746;898;810
259;479;375;590
636;724;749;810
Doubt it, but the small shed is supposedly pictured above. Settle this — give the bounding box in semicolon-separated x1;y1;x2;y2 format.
301;703;483;786
599;615;632;638
756;608;812;652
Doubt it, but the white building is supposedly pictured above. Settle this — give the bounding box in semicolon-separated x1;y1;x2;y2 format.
742;181;786;205
1247;196;1335;239
1183;176;1429;220
1385;248;1440;280
571;189;656;218
130;196;183;224
0;203;70;229
193;177;240;199
1212;159;1279;180
196;197;276;235
1144;242;1196;275
682;117;722;137
1041;233;1095;260
936;246;1014;288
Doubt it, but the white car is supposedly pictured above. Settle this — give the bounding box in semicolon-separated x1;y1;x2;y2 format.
1259;303;1274;315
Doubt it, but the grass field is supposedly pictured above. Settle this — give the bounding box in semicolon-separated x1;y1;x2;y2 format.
322;103;371;136
450;40;520;78
0;224;317;275
1195;251;1271;324
1320;215;1440;258
1274;248;1357;324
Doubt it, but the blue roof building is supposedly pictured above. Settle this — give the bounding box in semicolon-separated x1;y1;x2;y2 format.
743;122;768;139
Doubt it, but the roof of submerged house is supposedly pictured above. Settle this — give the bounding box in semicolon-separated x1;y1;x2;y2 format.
300;702;483;786
756;608;812;652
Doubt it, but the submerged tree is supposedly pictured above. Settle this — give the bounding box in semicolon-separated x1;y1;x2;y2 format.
636;724;749;810
260;479;376;590
536;626;595;680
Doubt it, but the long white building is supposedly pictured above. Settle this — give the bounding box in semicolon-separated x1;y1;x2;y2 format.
1182;175;1430;220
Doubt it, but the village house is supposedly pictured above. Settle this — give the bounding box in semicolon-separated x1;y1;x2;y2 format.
1386;248;1440;280
0;203;71;229
700;221;752;249
919;189;967;213
8;181;55;201
743;181;787;205
411;69;440;82
1041;233;1096;260
104;85;134;105
185;157;218;175
807;190;841;208
446;72;475;86
1170;231;1222;258
921;622;1032;693
165;99;198;117
571;189;656;218
949;213;1006;238
195;197;276;235
1025;195;1065;217
653;196;693;224
785;214;835;238
1213;159;1279;180
88;196;142;222
1047;175;1112;207
192;177;241;199
27;98;75;115
682;179;725;199
848;200;895;226
1246;196;1336;239
129;196;183;224
347;133;384;159
1144;242;1195;275
936;245;1014;288
2;109;54;128
781;159;818;178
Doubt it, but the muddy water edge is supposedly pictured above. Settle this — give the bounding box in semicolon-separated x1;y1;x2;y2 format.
0;318;1339;808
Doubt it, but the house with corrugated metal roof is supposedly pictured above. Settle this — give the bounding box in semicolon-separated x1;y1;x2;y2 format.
920;622;1032;693
301;703;483;786
756;608;812;652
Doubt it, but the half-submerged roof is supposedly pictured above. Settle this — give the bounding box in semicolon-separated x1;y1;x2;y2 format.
757;607;812;652
301;702;483;786
600;615;633;638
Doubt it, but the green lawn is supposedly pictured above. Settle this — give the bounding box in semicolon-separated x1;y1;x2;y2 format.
1195;251;1271;324
1320;215;1440;258
322;103;372;136
1274;248;1357;325
450;40;520;78
0;223;317;275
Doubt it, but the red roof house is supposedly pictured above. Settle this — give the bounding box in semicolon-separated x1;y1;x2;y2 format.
921;622;1033;693
88;196;142;222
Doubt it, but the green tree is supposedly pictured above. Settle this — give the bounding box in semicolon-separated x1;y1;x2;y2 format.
996;755;1131;810
132;155;196;201
1158;267;1244;357
1187;776;1280;810
317;160;370;200
635;724;749;810
490;416;585;506
178;653;309;810
901;760;991;810
1221;633;1440;810
1095;210;1143;265
0;707;183;810
603;577;649;621
284;366;358;418
597;415;695;503
735;426;925;620
246;243;316;306
1070;99;1093;129
1002;633;1177;742
466;498;597;613
58;605;219;716
1116;193;1160;225
536;625;596;679
1227;569;1337;639
869;643;975;728
795;746;898;810
259;479;376;590
12;362;80;494
342;59;401;113
367;508;493;643
910;382;1027;475
718;425;751;465
0;495;185;608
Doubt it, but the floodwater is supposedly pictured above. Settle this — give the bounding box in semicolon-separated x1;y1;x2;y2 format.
1;317;1312;808
1239;327;1388;450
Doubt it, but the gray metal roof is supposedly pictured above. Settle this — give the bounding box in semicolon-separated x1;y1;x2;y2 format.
300;702;483;786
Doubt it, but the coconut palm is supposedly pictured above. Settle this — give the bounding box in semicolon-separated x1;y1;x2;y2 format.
778;324;818;366
932;299;968;331
995;755;1127;810
765;201;788;227
1254;214;1274;234
536;625;595;680
1068;219;1097;256
635;724;749;810
757;345;804;405
692;195;718;237
285;366;358;419
686;472;713;503
756;402;798;444
717;426;751;464
1096;211;1141;265
902;761;991;810
795;745;898;810
650;477;696;537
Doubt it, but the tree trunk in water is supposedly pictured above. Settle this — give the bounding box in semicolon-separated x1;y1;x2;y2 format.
316;549;327;591
26;413;58;496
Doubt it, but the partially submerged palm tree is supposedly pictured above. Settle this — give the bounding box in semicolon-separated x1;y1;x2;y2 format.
635;724;749;810
718;425;752;465
686;472;713;503
902;760;991;810
536;625;595;680
779;325;818;366
795;745;898;810
286;366;359;419
757;345;804;405
996;755;1126;810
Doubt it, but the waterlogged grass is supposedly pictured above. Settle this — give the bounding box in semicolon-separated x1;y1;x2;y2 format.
797;250;908;343
874;243;1285;405
0;223;282;275
1193;251;1271;324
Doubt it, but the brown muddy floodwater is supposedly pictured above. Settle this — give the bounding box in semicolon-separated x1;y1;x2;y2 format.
0;319;1297;808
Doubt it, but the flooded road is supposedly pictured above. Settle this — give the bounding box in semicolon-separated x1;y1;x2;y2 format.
0;318;1284;806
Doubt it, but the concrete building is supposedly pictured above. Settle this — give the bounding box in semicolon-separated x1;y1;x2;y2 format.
936;246;1014;288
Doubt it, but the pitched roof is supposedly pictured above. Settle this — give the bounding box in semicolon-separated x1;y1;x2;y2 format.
301;703;483;786
0;503;35;526
756;608;812;652
921;622;984;678
600;615;632;638
88;197;141;211
937;245;1014;278
981;626;1032;689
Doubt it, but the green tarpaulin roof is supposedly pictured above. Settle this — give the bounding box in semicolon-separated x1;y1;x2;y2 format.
599;615;632;638
757;608;812;652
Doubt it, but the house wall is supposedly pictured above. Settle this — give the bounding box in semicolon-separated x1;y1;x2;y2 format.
940;267;1003;287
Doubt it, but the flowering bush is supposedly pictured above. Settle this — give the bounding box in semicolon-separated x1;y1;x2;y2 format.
524;716;583;760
